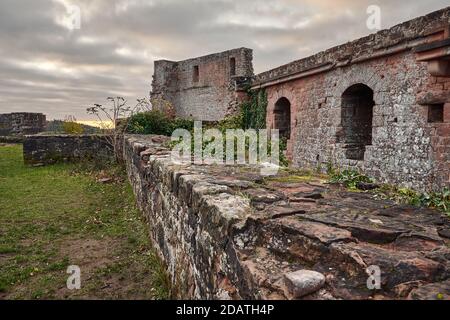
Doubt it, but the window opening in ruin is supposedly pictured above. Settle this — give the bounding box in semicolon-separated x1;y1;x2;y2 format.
230;57;236;76
341;84;374;161
193;65;199;83
428;104;444;123
274;97;291;140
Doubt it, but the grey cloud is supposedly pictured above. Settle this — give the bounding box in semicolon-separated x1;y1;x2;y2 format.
0;0;449;119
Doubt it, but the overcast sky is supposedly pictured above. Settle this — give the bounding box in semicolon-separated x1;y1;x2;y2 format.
0;0;449;120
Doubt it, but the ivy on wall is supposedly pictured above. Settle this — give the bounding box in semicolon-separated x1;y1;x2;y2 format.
241;89;267;130
240;88;288;166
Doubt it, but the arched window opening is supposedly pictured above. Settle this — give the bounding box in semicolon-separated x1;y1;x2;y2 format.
274;97;291;140
341;84;374;160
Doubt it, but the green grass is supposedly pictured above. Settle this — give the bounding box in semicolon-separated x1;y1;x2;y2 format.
0;144;170;299
264;168;328;185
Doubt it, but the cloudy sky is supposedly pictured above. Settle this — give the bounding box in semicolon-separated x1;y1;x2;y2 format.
0;0;449;120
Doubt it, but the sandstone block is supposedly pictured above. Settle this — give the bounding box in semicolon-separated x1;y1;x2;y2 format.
284;270;326;298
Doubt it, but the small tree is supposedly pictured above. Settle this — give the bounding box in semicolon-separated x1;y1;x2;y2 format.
87;97;150;163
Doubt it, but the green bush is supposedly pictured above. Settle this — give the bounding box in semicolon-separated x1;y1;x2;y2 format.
127;90;290;168
215;114;244;133
62;115;84;134
126;110;194;136
278;137;289;167
62;121;84;134
171;117;195;132
330;170;450;215
375;186;450;215
126;110;171;135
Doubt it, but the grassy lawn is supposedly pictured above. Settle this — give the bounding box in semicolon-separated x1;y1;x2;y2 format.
0;144;170;300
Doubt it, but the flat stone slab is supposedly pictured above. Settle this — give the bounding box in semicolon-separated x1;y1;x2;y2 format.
408;279;450;300
231;174;450;299
276;218;355;245
183;164;450;299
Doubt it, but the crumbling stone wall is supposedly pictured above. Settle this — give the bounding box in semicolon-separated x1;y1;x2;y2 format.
256;7;450;192
23;135;113;165
151;48;253;121
123;134;450;300
0;113;46;136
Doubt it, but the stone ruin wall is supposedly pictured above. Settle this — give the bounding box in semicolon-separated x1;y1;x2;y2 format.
255;7;450;192
14;7;450;301
20;133;450;300
0;112;46;136
23;135;113;166
263;51;449;192
151;48;253;121
123;134;450;300
148;8;450;192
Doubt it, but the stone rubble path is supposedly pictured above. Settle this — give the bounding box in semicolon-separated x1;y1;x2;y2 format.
201;166;450;300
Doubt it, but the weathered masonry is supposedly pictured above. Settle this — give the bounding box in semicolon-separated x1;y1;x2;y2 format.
151;48;253;121
151;8;450;192
124;134;450;300
23;135;113;166
253;7;450;192
0;112;46;136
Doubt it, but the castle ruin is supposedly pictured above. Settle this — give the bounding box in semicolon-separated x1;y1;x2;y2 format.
0;112;46;136
151;7;450;192
16;7;450;300
151;48;253;121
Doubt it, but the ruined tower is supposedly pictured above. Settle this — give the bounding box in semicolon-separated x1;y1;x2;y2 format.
151;48;254;122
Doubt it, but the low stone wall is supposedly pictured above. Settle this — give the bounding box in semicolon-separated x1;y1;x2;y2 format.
0;113;46;136
0;136;25;144
124;135;254;299
124;134;450;300
23;135;113;165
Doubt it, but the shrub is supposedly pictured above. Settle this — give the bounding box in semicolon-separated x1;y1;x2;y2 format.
62;116;84;134
420;188;450;214
374;185;450;215
87;97;146;164
170;117;195;132
126;89;291;168
329;169;373;189
278;137;289;167
126;110;194;136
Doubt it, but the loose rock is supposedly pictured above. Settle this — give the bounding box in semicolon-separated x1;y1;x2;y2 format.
284;270;326;298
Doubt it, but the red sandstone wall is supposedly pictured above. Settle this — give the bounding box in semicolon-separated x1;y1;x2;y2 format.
151;48;253;121
260;7;450;191
265;50;449;191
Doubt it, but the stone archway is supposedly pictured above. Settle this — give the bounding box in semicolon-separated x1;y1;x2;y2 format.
341;84;374;160
273;97;291;140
